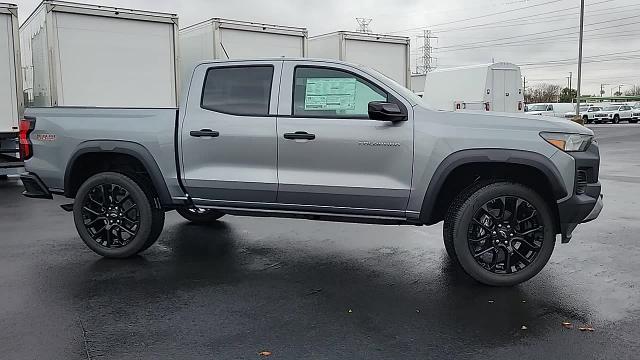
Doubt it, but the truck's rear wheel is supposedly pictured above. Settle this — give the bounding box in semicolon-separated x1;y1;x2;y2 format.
73;172;164;258
176;207;224;223
444;181;555;286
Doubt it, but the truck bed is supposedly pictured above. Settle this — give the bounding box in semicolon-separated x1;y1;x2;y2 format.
23;107;182;197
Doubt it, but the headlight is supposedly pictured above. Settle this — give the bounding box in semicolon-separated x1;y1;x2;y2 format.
540;132;593;152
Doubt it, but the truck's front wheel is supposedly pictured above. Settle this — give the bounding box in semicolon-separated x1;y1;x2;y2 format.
444;181;555;286
73;172;164;258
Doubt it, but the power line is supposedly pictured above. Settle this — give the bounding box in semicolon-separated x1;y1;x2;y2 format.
433;3;640;34
435;13;640;50
433;18;640;53
432;30;640;51
387;0;565;34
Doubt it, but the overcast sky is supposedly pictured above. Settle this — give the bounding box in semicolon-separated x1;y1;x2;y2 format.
12;0;640;95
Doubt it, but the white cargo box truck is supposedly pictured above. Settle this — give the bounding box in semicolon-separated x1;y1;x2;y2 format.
423;63;524;113
179;18;308;90
20;1;179;108
308;31;411;87
0;3;23;176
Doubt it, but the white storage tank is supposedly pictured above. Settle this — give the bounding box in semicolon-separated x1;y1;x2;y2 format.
423;63;524;113
20;1;179;108
179;18;308;89
0;3;21;134
309;31;411;87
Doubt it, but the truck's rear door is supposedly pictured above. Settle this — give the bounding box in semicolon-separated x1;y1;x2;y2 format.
179;60;282;205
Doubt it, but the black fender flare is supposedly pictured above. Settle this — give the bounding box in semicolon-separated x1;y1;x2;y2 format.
419;149;568;224
64;140;173;206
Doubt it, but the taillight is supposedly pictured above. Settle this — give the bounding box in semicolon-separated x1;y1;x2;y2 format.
484;102;490;111
518;102;523;111
19;118;35;160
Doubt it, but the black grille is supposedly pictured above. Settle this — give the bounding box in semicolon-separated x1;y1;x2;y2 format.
576;170;588;195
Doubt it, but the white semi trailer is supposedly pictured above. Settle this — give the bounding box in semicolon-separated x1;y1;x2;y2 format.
179;18;308;90
20;1;179;108
0;3;22;177
423;63;524;113
308;31;411;88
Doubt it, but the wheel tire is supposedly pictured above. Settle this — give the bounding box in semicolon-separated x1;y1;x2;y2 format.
613;115;620;124
176;207;224;224
73;172;164;258
583;116;589;123
445;181;556;286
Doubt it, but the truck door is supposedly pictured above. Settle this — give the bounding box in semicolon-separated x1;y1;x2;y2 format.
180;61;282;205
275;61;414;217
492;70;506;112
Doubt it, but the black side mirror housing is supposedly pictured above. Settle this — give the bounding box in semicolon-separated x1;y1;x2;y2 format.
368;101;408;122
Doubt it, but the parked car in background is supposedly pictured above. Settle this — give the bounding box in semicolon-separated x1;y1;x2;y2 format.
632;104;640;122
564;105;602;124
595;104;635;124
525;103;574;118
19;58;602;286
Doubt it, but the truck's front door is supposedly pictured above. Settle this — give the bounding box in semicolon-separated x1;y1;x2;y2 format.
180;61;282;205
275;62;414;217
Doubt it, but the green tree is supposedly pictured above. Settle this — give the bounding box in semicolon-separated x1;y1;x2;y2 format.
559;87;577;103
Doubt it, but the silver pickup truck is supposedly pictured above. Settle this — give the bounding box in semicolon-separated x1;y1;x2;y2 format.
19;58;603;286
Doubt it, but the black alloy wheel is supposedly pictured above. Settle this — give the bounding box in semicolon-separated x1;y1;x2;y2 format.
467;196;544;274
73;172;164;258
80;183;140;248
443;181;555;286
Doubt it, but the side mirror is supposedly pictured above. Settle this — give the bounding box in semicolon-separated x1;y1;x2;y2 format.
368;101;407;122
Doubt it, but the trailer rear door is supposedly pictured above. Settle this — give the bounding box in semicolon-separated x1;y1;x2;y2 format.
491;69;506;112
0;11;18;133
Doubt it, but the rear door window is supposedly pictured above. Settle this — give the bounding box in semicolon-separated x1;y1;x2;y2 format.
201;66;274;116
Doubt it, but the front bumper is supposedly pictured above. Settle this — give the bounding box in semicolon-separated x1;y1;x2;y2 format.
20;172;53;199
556;142;602;243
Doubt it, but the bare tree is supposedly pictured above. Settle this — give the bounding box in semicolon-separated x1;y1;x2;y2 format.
525;83;561;103
624;85;640;96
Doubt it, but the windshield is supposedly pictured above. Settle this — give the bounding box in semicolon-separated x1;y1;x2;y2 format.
589;107;600;112
604;106;620;111
579;106;588;112
527;104;548;111
363;66;424;105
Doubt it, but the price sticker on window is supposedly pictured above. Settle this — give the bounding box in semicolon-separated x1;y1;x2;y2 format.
304;78;357;111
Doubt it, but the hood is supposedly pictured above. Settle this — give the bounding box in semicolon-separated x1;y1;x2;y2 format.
417;106;593;135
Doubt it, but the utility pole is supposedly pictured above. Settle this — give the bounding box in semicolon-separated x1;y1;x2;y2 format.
355;18;373;33
416;30;437;74
569;71;573;91
575;0;585;117
523;76;527;99
600;83;608;97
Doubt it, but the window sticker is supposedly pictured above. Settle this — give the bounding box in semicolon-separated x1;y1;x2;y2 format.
304;78;357;111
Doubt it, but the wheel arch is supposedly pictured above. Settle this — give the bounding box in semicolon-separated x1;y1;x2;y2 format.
419;149;567;226
64;140;173;206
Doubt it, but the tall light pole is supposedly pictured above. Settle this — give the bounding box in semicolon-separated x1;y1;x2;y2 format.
575;0;585;117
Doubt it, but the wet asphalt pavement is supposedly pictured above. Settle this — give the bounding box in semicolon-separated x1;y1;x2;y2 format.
1;124;639;359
